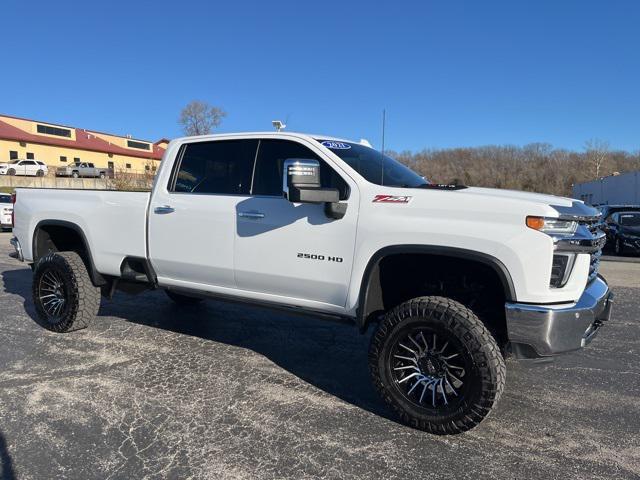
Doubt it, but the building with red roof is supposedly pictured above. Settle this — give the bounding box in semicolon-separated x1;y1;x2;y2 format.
0;113;169;175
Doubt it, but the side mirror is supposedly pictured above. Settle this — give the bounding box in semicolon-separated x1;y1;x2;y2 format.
283;159;339;204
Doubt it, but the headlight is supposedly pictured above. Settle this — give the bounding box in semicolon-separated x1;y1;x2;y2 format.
526;216;578;235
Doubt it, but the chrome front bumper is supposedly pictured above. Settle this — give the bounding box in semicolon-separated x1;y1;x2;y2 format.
10;236;24;262
505;276;613;359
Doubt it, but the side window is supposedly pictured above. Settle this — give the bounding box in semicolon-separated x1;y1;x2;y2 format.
171;139;258;195
252;139;349;199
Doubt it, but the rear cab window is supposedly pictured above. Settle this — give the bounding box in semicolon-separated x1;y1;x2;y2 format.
169;139;258;195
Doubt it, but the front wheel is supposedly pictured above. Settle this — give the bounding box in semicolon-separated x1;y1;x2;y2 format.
614;237;624;255
369;296;505;435
7;169;15;176
32;251;101;332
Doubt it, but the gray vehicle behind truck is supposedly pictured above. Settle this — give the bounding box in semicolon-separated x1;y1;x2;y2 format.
56;162;112;179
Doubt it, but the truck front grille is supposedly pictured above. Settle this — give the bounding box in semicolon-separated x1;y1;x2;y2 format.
584;220;603;283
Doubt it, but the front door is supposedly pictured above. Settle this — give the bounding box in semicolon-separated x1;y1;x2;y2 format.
234;139;358;309
148;138;259;290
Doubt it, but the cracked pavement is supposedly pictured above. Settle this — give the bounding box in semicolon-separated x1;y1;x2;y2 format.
0;232;638;479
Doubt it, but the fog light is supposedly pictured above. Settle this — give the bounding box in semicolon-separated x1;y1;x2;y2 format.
550;253;576;288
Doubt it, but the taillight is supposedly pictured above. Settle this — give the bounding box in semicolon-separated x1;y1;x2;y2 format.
11;192;16;228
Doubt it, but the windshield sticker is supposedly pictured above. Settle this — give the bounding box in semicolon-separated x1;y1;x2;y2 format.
373;195;412;204
321;141;351;150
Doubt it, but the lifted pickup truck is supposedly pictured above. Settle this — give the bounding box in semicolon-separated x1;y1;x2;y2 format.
10;132;613;435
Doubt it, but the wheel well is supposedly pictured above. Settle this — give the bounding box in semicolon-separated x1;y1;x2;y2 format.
359;252;510;347
33;222;105;286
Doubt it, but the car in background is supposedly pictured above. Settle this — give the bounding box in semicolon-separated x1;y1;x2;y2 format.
597;204;640;251
56;162;112;179
0;160;48;177
0;193;12;231
604;211;640;255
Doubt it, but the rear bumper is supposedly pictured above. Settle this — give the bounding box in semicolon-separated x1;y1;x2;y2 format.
505;276;613;359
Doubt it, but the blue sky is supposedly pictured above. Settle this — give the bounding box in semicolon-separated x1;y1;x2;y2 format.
2;0;639;152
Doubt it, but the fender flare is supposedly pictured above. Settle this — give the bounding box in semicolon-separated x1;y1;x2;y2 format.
356;245;517;329
32;219;106;286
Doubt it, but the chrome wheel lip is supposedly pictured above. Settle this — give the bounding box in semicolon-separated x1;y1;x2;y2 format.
38;269;68;322
388;327;470;412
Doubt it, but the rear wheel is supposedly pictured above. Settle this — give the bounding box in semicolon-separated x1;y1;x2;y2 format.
369;296;505;435
72;171;79;178
165;290;204;306
36;169;44;177
32;251;101;332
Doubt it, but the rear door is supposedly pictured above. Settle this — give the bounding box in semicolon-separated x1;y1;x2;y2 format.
21;161;35;175
148;138;259;289
234;138;359;308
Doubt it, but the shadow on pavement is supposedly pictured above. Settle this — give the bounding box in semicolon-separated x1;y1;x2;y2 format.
2;267;392;422
0;430;16;480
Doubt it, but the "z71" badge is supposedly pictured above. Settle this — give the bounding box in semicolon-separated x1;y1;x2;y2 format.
372;195;412;203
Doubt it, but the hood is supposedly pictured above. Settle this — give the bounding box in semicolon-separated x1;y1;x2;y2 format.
0;163;10;168
460;186;576;208
392;184;599;221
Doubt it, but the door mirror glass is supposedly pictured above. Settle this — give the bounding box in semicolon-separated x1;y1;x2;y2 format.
283;159;339;203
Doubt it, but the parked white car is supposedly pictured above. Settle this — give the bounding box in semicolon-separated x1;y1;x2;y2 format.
0;159;48;177
0;193;12;230
10;131;613;435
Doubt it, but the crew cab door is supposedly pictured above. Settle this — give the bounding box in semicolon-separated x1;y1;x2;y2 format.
148;139;259;289
234;139;358;309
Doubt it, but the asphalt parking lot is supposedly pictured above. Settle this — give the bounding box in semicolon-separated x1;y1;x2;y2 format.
0;231;638;480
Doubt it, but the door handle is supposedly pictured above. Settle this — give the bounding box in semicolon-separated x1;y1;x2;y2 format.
154;205;175;214
238;211;265;219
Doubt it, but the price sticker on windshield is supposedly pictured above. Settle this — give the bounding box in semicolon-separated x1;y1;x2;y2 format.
321;141;351;150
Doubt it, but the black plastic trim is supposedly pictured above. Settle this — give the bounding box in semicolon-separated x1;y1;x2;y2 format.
356;245;517;329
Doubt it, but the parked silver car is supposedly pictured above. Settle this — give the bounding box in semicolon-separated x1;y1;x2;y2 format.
56;162;112;179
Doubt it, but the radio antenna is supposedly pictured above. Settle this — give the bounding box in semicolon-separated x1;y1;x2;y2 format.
381;109;386;185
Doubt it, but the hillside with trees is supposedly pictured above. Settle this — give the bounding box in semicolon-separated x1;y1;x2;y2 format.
392;141;639;197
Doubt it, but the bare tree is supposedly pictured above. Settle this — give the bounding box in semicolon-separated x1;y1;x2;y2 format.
584;139;610;178
179;100;226;136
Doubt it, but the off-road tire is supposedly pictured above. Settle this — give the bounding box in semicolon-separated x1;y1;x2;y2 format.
369;296;505;435
165;290;204;305
32;251;100;332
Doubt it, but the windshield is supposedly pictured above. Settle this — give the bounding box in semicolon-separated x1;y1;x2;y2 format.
317;140;428;188
620;213;640;226
0;195;11;203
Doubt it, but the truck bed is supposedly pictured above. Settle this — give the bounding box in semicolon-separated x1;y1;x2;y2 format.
14;188;150;277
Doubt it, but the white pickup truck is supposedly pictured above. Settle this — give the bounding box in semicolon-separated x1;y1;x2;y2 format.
10;132;613;435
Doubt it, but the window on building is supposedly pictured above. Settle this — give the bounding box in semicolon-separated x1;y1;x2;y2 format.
252;139;349;199
107;161;114;169
74;157;80;162
26;152;34;159
127;140;150;150
37;124;72;138
152;165;157;171
9;151;18;160
126;163;132;169
170;139;258;194
60;156;67;162
145;165;150;171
